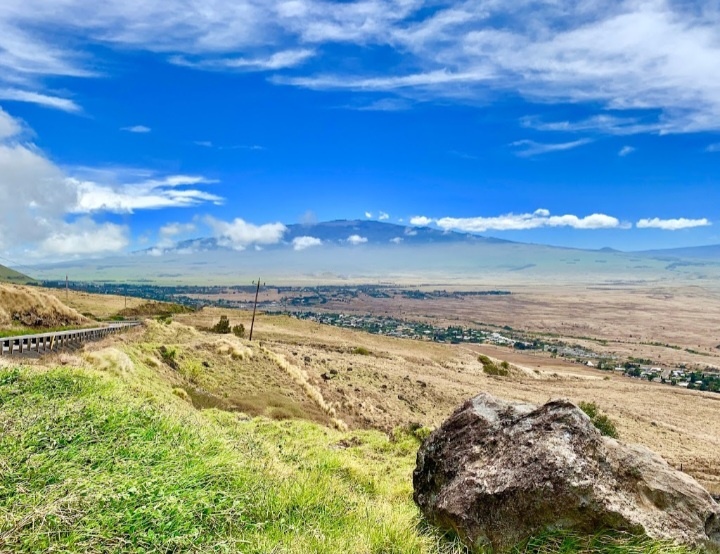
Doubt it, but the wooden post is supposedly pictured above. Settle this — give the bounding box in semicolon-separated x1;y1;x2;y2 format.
249;278;263;341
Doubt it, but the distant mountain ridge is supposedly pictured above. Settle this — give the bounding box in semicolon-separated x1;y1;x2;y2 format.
141;219;513;254
636;244;720;260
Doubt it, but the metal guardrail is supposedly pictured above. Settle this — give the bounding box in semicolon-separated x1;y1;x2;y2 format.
0;321;141;356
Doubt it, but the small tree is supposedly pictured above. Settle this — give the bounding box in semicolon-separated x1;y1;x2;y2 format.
232;324;245;338
211;315;231;334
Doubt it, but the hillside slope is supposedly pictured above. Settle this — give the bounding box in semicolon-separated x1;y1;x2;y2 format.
0;263;34;285
0;328;699;553
0;284;89;329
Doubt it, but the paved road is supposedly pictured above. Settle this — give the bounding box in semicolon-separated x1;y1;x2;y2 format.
0;322;141;357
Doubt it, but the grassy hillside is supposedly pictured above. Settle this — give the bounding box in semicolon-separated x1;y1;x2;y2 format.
0;360;465;553
0;264;34;285
0;359;697;553
0;284;89;333
0;288;714;553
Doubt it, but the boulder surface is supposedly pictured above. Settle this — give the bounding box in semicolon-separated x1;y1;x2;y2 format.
413;393;720;552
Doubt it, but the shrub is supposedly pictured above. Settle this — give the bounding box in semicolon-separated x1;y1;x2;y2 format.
579;401;619;438
232;324;245;338
158;345;179;370
478;355;509;376
353;346;370;356
210;315;231;334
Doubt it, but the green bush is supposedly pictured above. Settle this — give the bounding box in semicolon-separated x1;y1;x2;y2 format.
478;355;509;376
353;346;370;356
579;401;619;438
210;315;231;334
158;345;179;370
232;324;245;338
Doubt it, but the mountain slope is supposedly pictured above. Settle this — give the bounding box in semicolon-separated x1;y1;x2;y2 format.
637;244;720;260
0;263;34;284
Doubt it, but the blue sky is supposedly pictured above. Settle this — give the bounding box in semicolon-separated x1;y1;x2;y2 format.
1;0;720;262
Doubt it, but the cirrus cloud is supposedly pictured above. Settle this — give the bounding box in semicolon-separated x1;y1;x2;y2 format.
71;175;223;213
2;1;720;132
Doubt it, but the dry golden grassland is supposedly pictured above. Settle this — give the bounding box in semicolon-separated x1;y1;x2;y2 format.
39;286;148;319
312;283;720;369
0;284;89;329
174;306;720;495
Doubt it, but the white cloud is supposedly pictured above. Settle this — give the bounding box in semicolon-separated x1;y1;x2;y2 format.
0;108;78;251
292;235;322;251
170;49;315;71
160;222;196;237
5;1;720;132
276;68;492;91
206;216;287;250
706;143;720;153
121;125;151;133
194;140;213;147
410;216;433;226
300;210;317;225
156;222;196;248
521;114;663;136
72;175;222;213
636;217;711;231
511;139;592;157
346;234;368;245
365;211;373;218
378;211;390;220
0;106;21;139
39;218;129;257
390;237;403;244
0;89;80;112
435;210;624;232
349;98;412;111
618;145;635;157
0;105;211;260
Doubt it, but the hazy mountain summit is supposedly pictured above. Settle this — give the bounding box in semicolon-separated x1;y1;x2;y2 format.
142;219;511;255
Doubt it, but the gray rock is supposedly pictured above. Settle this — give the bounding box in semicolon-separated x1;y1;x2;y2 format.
413;393;720;552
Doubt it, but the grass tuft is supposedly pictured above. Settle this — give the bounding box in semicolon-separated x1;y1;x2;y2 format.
579;401;620;439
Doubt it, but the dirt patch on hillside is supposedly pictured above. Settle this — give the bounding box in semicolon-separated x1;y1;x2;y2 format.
0;284;89;328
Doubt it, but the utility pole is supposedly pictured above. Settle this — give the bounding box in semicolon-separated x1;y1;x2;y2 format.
249;278;264;341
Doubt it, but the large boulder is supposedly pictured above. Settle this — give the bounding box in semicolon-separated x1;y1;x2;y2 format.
414;393;720;552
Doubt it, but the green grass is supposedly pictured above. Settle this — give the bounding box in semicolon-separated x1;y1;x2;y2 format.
517;529;699;554
478;354;510;377
353;346;372;356
579;401;620;439
0;324;90;338
0;364;702;553
0;365;465;553
0;264;35;284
